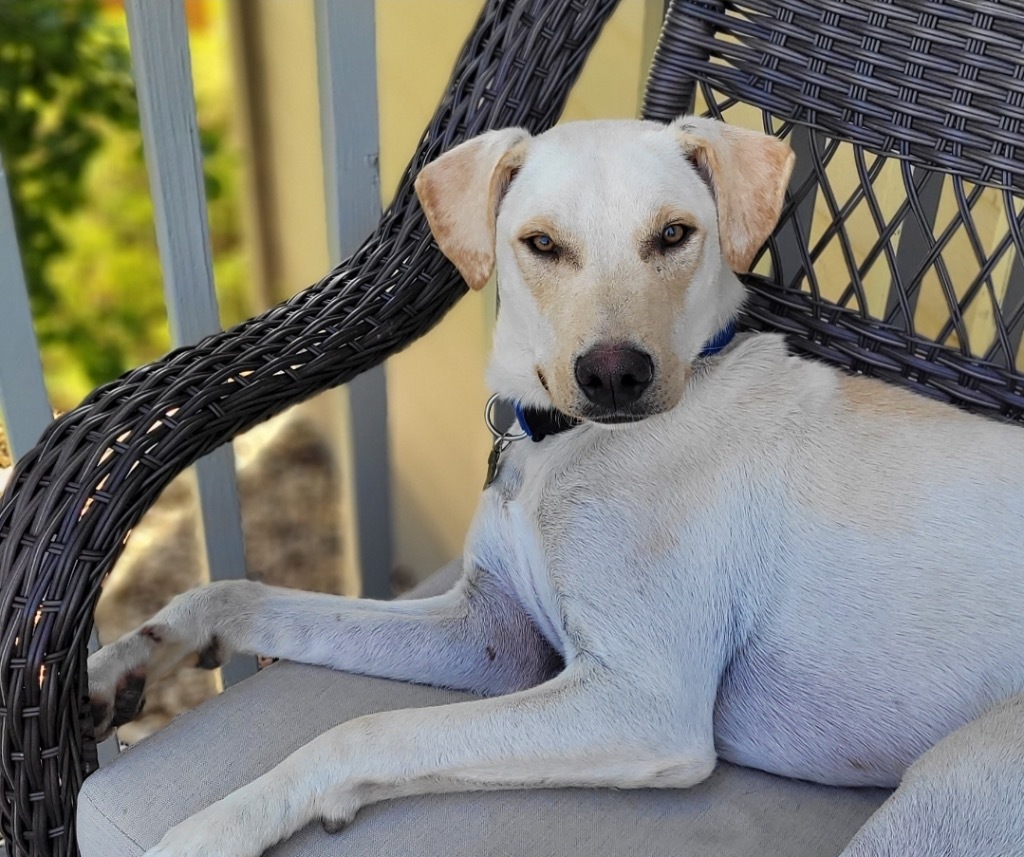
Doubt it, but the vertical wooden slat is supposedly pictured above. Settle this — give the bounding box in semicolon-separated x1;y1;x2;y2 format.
638;0;668;107
773;125;818;289
1001;249;1024;368
0;154;51;463
315;0;393;600
885;167;944;331
125;0;254;684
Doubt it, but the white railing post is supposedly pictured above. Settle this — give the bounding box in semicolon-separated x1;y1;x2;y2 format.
315;0;393;600
125;0;253;684
0;154;51;463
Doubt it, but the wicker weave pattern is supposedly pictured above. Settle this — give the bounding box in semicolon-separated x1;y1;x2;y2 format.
645;0;1024;420
0;2;620;853
650;0;1024;192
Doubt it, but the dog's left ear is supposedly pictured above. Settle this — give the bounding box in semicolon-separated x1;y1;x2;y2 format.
672;117;795;273
414;128;531;291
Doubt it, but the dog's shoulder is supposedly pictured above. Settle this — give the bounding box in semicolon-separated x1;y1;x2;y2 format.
687;332;838;434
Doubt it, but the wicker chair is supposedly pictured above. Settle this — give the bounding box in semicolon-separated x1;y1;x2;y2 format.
2;0;1023;855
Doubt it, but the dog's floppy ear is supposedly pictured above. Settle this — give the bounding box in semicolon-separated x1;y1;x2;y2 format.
414;128;531;290
672;116;795;273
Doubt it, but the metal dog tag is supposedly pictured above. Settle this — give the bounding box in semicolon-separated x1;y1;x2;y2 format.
482;395;527;489
484;438;505;489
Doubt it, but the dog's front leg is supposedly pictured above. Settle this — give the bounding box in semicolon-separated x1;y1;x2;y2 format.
143;662;715;857
88;563;559;738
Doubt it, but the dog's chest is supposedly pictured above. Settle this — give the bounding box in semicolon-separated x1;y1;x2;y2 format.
468;435;613;661
469;490;571;658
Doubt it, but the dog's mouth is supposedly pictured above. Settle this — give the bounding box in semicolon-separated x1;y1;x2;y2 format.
574;402;667;425
557;390;675;425
586;412;652;425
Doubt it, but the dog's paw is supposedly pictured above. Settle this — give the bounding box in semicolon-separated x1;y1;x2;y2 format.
144;808;256;857
88;668;146;741
87;626;229;740
144;784;304;857
87;639;152;741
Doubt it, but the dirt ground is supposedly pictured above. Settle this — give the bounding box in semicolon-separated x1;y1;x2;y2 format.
93;410;356;743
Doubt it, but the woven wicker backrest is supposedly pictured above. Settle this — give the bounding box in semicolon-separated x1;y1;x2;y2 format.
643;0;1024;421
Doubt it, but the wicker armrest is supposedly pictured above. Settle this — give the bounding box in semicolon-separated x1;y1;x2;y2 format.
0;2;622;854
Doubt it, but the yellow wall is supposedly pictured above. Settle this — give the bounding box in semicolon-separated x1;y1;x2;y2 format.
228;0;332;300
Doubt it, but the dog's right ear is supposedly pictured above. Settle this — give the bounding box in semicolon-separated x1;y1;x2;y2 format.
672;116;794;274
414;128;530;290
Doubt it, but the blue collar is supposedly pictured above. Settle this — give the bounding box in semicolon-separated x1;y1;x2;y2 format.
514;322;736;442
698;321;736;358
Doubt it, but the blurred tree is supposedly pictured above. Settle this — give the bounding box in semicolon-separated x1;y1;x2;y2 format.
0;0;248;409
0;0;138;316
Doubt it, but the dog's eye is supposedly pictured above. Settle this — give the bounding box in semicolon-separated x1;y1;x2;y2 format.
526;233;558;255
660;223;693;249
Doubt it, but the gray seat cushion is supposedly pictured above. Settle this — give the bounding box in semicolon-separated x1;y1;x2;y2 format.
78;564;890;856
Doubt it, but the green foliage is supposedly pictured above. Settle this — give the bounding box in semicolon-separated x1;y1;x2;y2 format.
0;0;138;314
0;0;250;410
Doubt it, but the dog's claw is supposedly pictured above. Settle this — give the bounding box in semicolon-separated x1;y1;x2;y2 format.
321;817;347;835
89;698;109;731
110;671;147;728
196;636;225;670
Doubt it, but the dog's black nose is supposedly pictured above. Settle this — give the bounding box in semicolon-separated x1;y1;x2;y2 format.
574;345;654;411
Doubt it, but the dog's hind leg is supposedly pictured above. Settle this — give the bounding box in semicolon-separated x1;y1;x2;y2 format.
88;561;559;739
839;694;1024;857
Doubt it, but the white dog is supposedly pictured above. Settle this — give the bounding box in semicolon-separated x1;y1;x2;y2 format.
88;116;1024;857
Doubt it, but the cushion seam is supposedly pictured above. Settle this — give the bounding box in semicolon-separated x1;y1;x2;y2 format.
79;786;147;852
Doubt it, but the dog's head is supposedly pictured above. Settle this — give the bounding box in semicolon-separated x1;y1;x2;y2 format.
415;117;794;423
